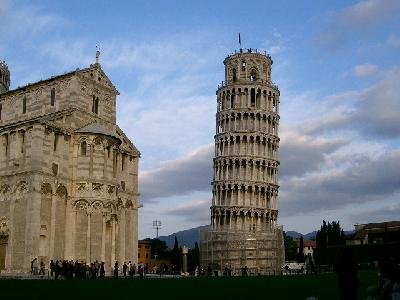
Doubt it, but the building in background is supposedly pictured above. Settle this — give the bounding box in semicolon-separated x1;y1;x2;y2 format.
200;49;284;275
295;239;316;257
0;53;140;273
346;221;400;246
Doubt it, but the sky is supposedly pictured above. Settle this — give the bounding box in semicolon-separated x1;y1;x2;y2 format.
1;0;400;239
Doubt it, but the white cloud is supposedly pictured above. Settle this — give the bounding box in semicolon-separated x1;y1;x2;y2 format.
280;149;400;217
313;0;400;48
352;64;379;77
139;144;213;202
0;2;66;40
302;67;400;139
163;199;210;223
387;33;400;48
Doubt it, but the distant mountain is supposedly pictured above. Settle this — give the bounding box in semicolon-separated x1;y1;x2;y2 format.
159;225;210;249
286;230;317;240
159;226;353;248
285;231;302;239
286;230;354;240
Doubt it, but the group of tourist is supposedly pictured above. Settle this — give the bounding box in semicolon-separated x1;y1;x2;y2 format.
30;258;147;280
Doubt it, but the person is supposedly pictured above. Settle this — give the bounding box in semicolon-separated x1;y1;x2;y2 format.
138;264;144;279
95;260;100;278
54;260;60;280
99;262;105;279
123;262;128;277
129;262;135;279
32;258;38;275
90;263;97;279
39;259;45;275
50;260;55;278
334;248;359;300
113;261;119;279
30;258;35;275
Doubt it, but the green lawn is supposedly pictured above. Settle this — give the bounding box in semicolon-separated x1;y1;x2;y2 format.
0;272;377;300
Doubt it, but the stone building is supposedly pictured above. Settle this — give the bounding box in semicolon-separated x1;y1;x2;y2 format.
0;53;140;273
200;49;284;275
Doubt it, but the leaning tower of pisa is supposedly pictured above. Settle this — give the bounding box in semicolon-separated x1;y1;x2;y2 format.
200;49;284;275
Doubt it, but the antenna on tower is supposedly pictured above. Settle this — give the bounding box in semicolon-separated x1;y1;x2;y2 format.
153;220;162;239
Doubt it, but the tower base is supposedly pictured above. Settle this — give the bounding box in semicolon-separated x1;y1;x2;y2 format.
200;226;285;276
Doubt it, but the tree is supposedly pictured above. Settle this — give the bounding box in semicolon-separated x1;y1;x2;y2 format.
143;238;169;260
316;220;345;248
298;236;305;262
283;232;297;261
170;236;181;270
187;242;200;272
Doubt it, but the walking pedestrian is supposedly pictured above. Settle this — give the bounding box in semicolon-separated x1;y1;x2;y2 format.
113;261;119;279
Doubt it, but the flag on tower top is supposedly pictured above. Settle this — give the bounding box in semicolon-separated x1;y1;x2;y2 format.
238;32;242;48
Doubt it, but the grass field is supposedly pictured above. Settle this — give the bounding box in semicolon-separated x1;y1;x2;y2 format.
0;271;377;300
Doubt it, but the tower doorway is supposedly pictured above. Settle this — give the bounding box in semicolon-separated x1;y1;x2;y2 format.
0;236;8;270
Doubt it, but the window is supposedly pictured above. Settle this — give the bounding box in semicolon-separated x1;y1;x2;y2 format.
232;68;237;81
146;253;149;258
20;131;25;153
54;133;58;152
0;103;2;120
92;96;99;114
81;141;87;156
121;181;126;191
122;154;126;171
138;253;140;258
250;69;258;81
51;88;56;106
4;134;8;156
230;94;234;108
241;60;246;71
22;96;27;114
250;88;255;107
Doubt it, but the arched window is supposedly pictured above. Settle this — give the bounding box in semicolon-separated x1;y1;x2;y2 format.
232;68;237;82
250;88;255;107
250;69;258;81
51;88;56;106
92;96;99;114
81;141;87;156
241;60;246;71
22;96;27;114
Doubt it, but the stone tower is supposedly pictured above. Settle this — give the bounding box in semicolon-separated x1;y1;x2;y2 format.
200;49;284;275
0;60;10;94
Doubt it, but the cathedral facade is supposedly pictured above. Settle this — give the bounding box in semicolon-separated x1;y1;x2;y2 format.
200;49;284;275
0;55;140;273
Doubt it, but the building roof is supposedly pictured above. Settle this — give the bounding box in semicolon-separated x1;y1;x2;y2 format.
295;239;316;248
353;220;400;240
0;63;118;98
75;123;120;140
361;221;400;230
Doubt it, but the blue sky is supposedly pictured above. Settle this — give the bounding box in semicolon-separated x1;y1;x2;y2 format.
1;0;400;239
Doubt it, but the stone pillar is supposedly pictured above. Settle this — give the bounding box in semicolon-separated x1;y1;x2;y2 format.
111;215;116;265
49;192;56;260
101;213;107;262
64;199;75;260
86;211;91;263
119;209;126;263
24;177;41;271
182;246;188;275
